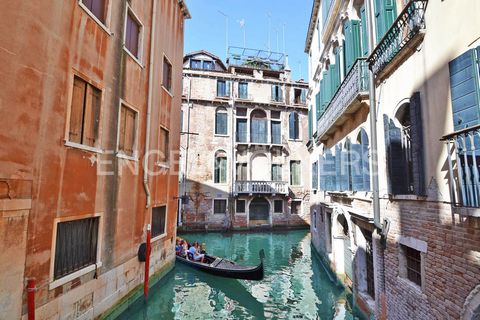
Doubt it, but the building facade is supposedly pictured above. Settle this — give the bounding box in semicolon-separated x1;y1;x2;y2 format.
179;49;311;231
306;0;480;319
0;1;189;318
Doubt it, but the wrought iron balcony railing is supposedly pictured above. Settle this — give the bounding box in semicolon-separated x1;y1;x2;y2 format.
441;124;480;208
317;58;369;140
234;181;288;195
367;0;428;80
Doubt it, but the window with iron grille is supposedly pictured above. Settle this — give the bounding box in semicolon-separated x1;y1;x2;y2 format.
163;57;172;92
214;199;227;214
81;0;107;24
236;199;245;213
274;200;283;213
365;232;375;299
125;8;141;59
152;206;166;238
54;217;99;280
118;104;137;157
402;245;422;286
69;76;101;147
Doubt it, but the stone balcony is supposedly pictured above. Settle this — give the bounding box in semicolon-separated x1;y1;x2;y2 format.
234;181;288;195
317;58;369;143
367;0;429;83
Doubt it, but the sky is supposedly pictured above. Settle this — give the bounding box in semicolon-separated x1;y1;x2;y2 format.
183;0;313;81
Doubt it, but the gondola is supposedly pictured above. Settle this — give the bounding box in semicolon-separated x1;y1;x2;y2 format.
175;249;265;281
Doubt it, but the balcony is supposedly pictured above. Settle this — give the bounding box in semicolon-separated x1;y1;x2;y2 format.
317;58;369;142
234;181;288;195
367;0;428;83
441;125;480;213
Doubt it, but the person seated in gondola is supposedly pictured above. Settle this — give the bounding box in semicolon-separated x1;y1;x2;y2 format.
188;242;205;263
175;240;182;256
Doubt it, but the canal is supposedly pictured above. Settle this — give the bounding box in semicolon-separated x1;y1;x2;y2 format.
115;230;364;319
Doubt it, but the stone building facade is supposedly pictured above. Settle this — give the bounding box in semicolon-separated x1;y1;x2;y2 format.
305;0;480;319
0;1;189;318
178;49;311;231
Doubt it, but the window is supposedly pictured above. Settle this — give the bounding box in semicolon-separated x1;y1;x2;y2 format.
118;104;137;157
294;88;306;104
236;163;247;180
365;232;375;298
271;120;281;144
236;199;246;213
312;161;318;189
214;150;227;184
190;59;202;69
351;129;370;191
81;0;107;24
251;109;268;143
344;19;362;73
236;119;247;142
239;82;248;99
271;110;281;119
214;199;227;214
289;112;299;140
271;164;282;181
400;244;422;287
124;8;141;59
291;200;301;214
203;60;214;70
54;217;99;280
290;161;301;185
69;76;101;148
271;85;283;102
274;200;283;213
163;57;172;92
215;107;228;135
217;80;231;97
152;206;166;238
159;127;169;163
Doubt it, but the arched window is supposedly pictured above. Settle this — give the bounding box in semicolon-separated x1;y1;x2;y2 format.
351;128;370;191
214;150;227;184
250;109;267;143
215;107;228;135
289;112;299;139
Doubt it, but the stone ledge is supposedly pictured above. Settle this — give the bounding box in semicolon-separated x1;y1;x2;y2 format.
0;198;32;213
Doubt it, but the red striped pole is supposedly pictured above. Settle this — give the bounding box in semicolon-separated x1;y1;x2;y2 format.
144;224;151;299
27;279;35;320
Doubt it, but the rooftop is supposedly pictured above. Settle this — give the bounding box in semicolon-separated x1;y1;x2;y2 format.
227;46;286;72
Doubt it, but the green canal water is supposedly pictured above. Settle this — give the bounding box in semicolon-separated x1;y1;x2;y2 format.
116;230;365;319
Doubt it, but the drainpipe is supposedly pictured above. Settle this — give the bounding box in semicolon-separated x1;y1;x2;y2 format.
143;0;158;208
366;0;381;231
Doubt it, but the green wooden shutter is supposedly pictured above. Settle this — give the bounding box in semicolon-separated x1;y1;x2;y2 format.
344;21;352;72
344;20;362;73
316;92;321;120
374;0;397;42
308;108;313;139
360;5;369;57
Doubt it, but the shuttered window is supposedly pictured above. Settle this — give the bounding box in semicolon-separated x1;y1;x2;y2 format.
251;112;268;143
373;0;397;42
290;161;301;185
152;206;166;238
308;108;313;139
344;20;362;73
448;48;480;132
316;92;321;120
271;120;281;144
125;9;141;59
312;161;318;189
360;5;369;57
118;104;137;157
69;76;101;148
236;200;246;213
289;112;299;140
217;80;231;97
163;57;172;92
239;82;248;99
236;119;247;142
321;149;337;191
272;164;282;181
214;151;227;184
271;85;283;102
214;199;227;214
236;163;247;180
54;217;99;280
82;0;107;24
159;127;169;163
215;108;228;135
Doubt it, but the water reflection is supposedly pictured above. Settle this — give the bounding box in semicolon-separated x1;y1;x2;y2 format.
116;230;363;320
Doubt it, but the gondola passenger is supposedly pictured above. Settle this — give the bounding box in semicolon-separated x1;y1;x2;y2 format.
188;242;205;263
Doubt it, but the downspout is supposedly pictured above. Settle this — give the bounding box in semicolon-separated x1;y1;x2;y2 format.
143;0;157;208
366;0;381;231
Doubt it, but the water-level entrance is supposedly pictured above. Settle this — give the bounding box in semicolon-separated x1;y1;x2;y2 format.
114;230;364;319
249;197;269;225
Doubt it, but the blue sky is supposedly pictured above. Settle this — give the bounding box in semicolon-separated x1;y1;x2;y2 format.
184;0;313;81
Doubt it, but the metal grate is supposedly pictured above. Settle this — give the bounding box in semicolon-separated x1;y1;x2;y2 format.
152;206;166;237
405;246;422;286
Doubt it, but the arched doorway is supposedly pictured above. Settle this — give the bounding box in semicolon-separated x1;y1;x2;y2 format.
332;212;352;281
249;197;270;225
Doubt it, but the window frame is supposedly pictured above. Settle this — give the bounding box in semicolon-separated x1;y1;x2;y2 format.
49;213;103;290
214;150;228;184
158;126;170;166
151;205;168;241
116;99;140;161
78;0;112;35
290;160;302;186
215;107;229;136
398;240;426;291
213;199;228;215
64;73;104;154
291;200;302;215
123;4;144;66
273;199;283;213
236;199;246;213
162;54;173;94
